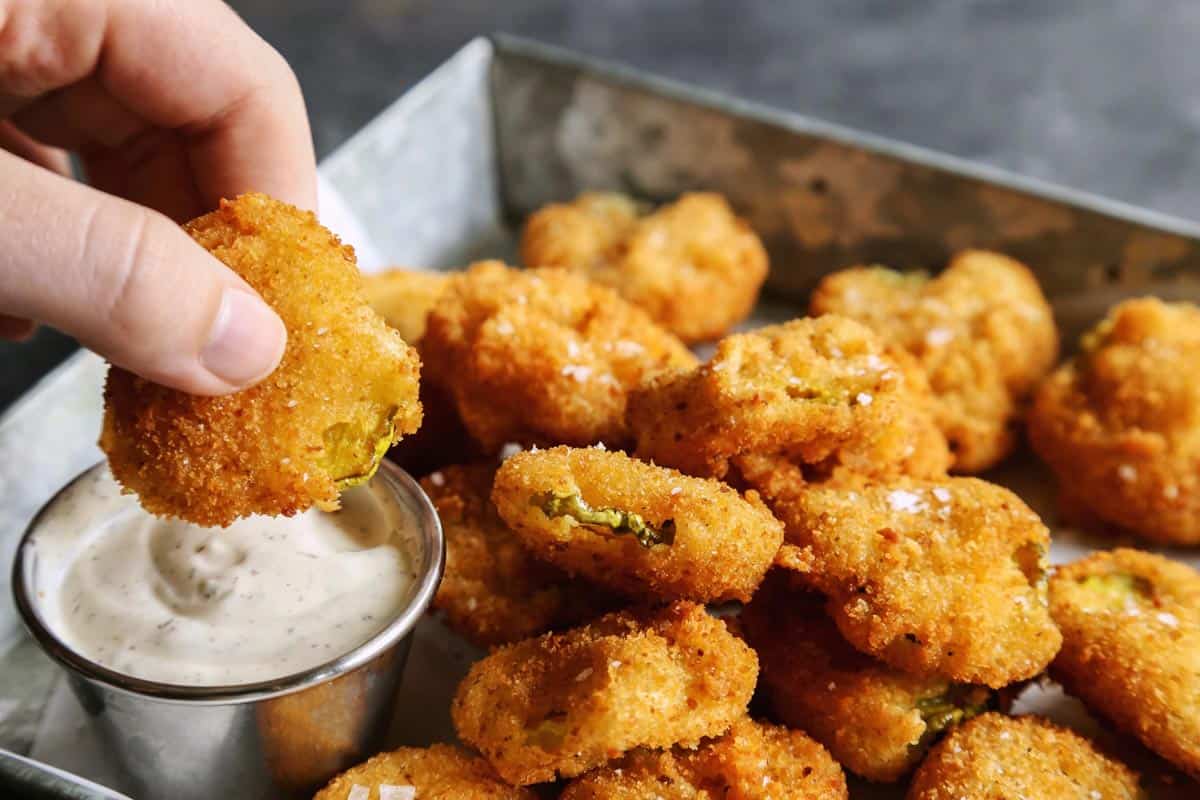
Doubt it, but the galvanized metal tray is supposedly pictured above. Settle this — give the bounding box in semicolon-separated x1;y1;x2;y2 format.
2;34;1198;798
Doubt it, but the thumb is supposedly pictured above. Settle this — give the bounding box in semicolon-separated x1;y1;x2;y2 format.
0;151;286;395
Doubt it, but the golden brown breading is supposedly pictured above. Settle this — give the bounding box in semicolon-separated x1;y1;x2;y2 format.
906;713;1144;800
423;463;614;647
313;743;535;800
422;261;697;451
451;601;758;785
774;477;1060;687
521;192;769;343
811;249;1058;472
100;194;422;526
1049;548;1200;779
628;315;949;479
362;266;450;344
1029;298;1200;545
559;717;847;800
741;571;995;782
491;446;783;603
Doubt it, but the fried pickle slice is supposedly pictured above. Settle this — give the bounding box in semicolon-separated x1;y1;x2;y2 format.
628;315;949;479
774;477;1060;687
451;601;758;785
100;194;421;526
362;266;450;344
422;261;696;451
741;571;995;782
491;446;783;603
906;713;1144;800
521;192;769;343
423;463;614;647
1049;548;1200;779
313;743;536;800
559;716;847;800
811;249;1058;472
1029;298;1200;545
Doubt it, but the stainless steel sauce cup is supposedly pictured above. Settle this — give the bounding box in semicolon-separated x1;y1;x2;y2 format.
12;460;444;800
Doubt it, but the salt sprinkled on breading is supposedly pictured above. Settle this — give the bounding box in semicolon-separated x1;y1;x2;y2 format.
614;340;645;357
1117;464;1137;482
594;442;607;451
1164;484;1180;500
887;489;927;513
855;392;873;406
494;318;515;336
561;364;593;382
670;486;682;496
347;786;369;800
1156;612;1179;628
925;327;954;347
609;659;622;669
428;471;445;487
379;786;417;800
932;487;952;503
499;443;523;460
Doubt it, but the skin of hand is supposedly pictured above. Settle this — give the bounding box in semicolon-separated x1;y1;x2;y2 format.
0;0;317;394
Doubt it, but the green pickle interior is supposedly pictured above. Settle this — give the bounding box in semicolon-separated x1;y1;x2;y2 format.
321;405;399;490
532;491;676;548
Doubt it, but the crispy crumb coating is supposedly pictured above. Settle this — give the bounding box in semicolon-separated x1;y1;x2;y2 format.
559;717;847;800
774;477;1060;687
741;571;995;782
423;463;614;647
100;194;422;526
628;315;949;479
1029;298;1200;545
362;266;450;344
313;743;535;799
422;261;697;451
811;249;1058;472
521;192;769;343
906;713;1144;800
491;446;783;603
451;601;758;785
1049;549;1200;779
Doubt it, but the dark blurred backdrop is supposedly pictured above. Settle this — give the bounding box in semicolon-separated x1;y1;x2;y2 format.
5;0;1200;410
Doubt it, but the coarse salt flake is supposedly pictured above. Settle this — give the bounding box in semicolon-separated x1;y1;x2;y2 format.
932;487;952;503
347;786;369;800
925;327;954;347
1117;464;1137;482
561;364;592;382
609;659;622;669
1164;484;1180;500
1157;612;1179;628
494;319;515;336
615;340;644;356
429;471;445;487
887;489;926;513
670;487;683;496
594;441;607;451
855;392;873;406
499;443;522;460
380;786;417;800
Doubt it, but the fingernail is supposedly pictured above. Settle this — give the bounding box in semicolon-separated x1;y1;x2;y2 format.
201;289;287;387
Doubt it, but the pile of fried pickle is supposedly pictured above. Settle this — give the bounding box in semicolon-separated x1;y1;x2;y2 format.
103;193;1199;799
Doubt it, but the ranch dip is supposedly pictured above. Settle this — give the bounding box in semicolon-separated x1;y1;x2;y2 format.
28;466;419;686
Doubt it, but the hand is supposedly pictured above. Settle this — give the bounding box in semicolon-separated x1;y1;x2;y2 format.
0;0;316;394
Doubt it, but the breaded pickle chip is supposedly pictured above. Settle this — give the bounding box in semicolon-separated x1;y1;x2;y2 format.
423;261;697;451
423;463;614;647
362;266;450;344
775;478;1060;687
491;446;783;602
451;601;758;785
559;717;847;800
741;571;995;782
521;192;769;343
906;713;1144;800
100;194;421;526
313;743;535;800
1029;298;1200;545
1049;549;1200;779
811;250;1058;472
628;315;949;479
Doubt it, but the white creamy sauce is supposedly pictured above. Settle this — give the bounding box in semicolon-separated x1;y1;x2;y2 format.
30;467;418;686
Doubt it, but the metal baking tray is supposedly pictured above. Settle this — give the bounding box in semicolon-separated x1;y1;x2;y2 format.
1;33;1198;798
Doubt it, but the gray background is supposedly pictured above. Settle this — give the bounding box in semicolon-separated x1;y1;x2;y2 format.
5;0;1200;410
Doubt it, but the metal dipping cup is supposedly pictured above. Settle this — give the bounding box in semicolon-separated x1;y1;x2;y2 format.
12;460;445;800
